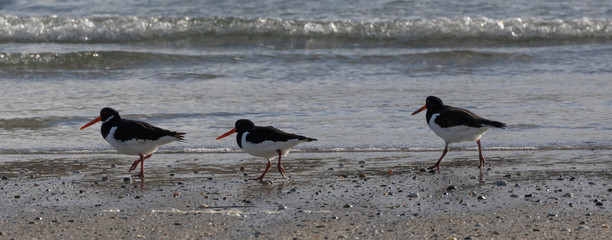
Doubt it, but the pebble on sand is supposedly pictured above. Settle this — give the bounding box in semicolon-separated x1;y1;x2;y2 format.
496;180;508;186
407;192;419;198
577;225;589;230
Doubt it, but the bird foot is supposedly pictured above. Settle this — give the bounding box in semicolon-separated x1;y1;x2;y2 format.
251;176;265;183
427;164;440;171
131;172;145;179
478;159;486;169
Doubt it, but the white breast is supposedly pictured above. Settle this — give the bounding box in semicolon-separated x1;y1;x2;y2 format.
240;132;303;160
428;113;490;144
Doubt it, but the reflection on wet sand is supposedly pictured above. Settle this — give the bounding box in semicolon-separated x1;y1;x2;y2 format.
1;150;611;188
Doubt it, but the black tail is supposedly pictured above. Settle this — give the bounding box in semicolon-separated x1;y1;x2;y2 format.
484;120;506;129
173;132;186;141
300;136;317;142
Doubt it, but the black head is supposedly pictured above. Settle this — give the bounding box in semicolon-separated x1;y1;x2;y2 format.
216;119;255;141
100;107;121;123
234;119;255;133
412;96;445;116
425;96;444;110
80;107;121;130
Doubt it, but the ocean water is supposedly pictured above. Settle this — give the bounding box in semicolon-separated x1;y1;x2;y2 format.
1;0;612;159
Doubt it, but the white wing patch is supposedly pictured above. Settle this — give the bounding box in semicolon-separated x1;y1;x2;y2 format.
429;113;490;144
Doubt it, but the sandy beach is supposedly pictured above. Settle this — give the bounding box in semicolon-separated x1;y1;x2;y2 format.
0;150;610;239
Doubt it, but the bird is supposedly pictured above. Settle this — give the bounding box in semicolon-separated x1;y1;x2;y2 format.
411;96;505;170
216;119;316;182
80;107;185;178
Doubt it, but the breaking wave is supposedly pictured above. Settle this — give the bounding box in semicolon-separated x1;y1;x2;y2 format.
1;15;611;45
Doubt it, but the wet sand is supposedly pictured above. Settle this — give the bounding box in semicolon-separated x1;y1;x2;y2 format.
0;150;611;239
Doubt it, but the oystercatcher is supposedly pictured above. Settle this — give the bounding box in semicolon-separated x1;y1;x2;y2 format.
412;96;505;170
80;107;185;178
216;119;316;182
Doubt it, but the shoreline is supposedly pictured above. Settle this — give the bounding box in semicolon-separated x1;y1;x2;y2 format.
0;151;610;239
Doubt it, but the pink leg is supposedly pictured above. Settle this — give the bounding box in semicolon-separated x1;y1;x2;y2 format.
136;158;145;178
477;139;485;169
252;159;272;182
276;150;286;178
129;155;142;172
129;153;152;178
129;153;152;172
428;143;448;171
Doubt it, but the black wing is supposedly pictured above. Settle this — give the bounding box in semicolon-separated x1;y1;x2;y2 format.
114;119;185;142
245;126;316;144
435;106;505;129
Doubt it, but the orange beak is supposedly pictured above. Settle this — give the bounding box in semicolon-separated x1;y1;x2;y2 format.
216;128;236;140
80;116;101;130
411;105;427;116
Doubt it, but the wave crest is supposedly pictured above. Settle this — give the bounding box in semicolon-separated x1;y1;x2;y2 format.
0;15;611;45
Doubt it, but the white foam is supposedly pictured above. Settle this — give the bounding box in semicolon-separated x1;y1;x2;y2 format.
0;15;610;43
